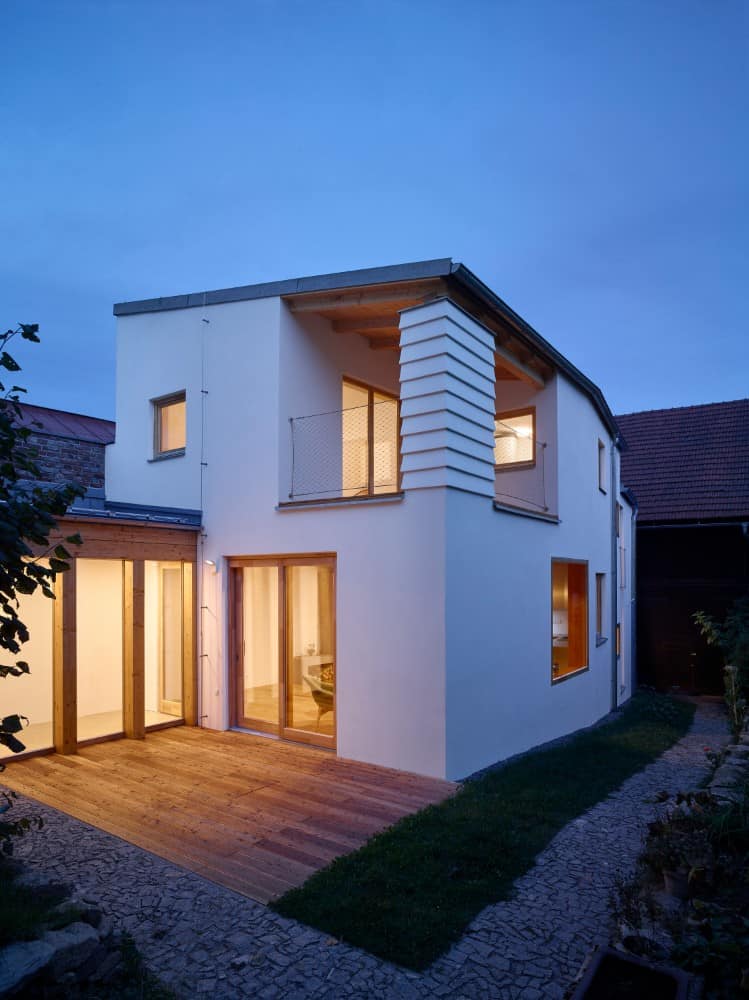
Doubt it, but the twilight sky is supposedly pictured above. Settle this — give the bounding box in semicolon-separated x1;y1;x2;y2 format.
1;0;746;420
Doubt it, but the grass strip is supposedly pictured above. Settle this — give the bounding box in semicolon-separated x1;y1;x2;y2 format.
271;692;695;969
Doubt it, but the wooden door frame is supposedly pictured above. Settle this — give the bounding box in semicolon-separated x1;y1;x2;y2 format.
228;554;337;749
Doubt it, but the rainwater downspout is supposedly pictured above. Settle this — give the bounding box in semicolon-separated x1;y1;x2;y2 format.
197;303;210;729
610;438;620;712
623;488;639;693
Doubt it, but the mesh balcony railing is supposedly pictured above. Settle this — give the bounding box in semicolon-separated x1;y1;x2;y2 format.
288;398;400;501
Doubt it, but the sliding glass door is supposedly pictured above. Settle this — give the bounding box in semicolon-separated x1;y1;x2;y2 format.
231;556;335;748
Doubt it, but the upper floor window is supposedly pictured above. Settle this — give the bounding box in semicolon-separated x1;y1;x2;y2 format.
341;378;399;497
597;439;607;492
153;391;186;458
494;408;535;469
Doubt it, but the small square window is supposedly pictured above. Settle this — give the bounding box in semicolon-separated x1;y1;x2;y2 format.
153;392;186;457
495;409;535;468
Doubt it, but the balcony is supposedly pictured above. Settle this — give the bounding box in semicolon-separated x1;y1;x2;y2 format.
286;394;401;504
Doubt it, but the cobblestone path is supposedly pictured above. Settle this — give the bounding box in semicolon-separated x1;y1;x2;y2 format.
6;702;727;999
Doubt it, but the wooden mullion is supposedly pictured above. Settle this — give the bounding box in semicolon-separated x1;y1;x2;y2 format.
53;559;77;754
123;560;145;739
182;561;197;726
367;388;375;496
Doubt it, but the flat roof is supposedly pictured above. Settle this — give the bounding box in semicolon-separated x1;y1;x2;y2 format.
113;257;620;439
113;258;455;316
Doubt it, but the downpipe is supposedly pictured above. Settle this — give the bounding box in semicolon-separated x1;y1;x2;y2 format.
610;438;620;712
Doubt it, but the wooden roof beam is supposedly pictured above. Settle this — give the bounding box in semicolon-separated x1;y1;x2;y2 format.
495;343;545;389
368;340;399;351
285;279;446;313
333;315;399;334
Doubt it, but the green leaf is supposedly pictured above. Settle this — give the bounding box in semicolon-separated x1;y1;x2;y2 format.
19;324;40;342
48;557;70;573
0;352;21;372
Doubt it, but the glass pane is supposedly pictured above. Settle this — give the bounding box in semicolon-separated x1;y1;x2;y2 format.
145;561;183;723
241;566;279;726
159;398;186;452
552;561;588;681
494;412;534;466
341;381;369;496
373;392;399;494
286;565;335;738
77;559;124;740
0;576;54;757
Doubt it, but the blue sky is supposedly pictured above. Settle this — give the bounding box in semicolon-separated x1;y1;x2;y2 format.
2;0;746;419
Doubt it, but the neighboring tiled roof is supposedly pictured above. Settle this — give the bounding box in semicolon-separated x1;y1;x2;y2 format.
617;399;749;523
15;403;115;445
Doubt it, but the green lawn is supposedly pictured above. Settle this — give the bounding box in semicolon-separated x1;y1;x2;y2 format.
271;692;695;970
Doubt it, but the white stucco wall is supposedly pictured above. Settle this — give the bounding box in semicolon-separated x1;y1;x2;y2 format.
108;299;447;777
444;373;622;779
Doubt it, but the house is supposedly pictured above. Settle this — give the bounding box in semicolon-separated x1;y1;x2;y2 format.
617;399;749;694
8;260;634;780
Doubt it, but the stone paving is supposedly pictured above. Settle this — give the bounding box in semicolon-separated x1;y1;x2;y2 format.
6;702;727;999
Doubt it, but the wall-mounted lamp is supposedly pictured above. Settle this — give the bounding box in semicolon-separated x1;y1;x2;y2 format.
204;559;216;568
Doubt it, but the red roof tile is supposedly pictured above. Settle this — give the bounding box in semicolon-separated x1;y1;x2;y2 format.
617;398;749;524
15;403;115;445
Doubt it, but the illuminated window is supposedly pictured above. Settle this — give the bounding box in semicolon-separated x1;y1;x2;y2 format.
341;378;399;497
494;409;535;468
552;560;588;681
153;392;186;457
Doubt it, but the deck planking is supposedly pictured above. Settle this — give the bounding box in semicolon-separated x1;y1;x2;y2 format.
1;727;455;903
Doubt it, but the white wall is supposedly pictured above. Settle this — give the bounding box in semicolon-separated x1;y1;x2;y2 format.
444;373;620;779
109;298;447;777
76;559;124;719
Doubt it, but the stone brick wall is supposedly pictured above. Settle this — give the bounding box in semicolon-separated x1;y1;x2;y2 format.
24;432;107;490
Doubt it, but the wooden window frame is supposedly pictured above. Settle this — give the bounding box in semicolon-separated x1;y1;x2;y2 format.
228;553;337;750
342;376;401;497
152;390;186;460
494;407;536;471
551;557;589;685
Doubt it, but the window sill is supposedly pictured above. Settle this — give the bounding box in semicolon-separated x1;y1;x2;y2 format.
493;500;559;524
595;635;608;647
277;492;404;512
148;449;186;463
551;665;590;685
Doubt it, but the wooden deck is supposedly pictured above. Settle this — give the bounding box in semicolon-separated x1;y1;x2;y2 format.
1;727;455;903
